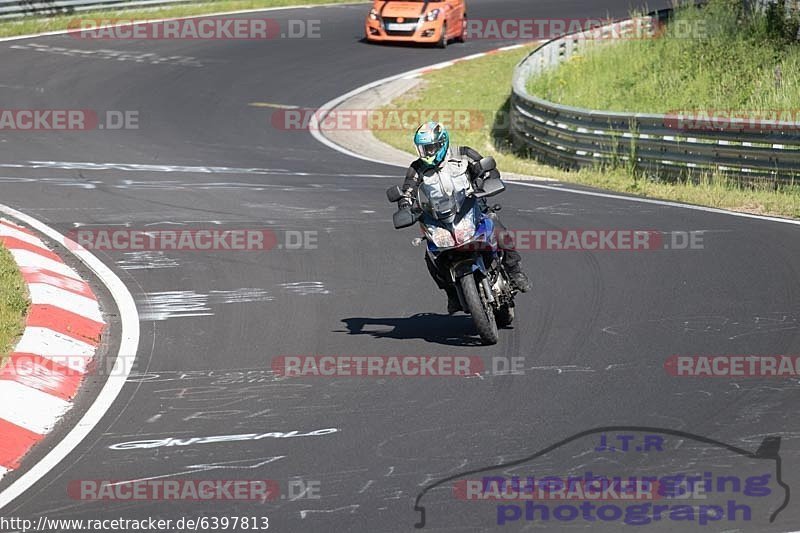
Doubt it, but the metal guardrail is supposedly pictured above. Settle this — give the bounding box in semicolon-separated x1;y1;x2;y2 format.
510;9;800;183
0;0;190;20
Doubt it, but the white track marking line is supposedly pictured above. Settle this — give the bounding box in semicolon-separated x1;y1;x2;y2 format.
0;221;47;248
511;181;800;227
0;203;140;511
456;53;488;61
309;42;540;166
0;382;71;435
14;327;96;359
27;283;103;322
428;61;455;70
310;51;800;229
310;59;470;166
498;44;525;51
7;249;81;280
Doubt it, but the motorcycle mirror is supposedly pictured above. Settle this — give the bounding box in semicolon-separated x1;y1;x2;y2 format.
492;204;502;212
393;208;418;229
386;185;403;203
474;177;505;198
478;156;497;173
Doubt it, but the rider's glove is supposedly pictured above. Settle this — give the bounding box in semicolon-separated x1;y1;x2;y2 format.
468;161;482;180
398;197;412;210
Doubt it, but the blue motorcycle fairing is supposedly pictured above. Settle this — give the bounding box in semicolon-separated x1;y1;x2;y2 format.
425;204;496;255
475;217;495;247
452;255;488;279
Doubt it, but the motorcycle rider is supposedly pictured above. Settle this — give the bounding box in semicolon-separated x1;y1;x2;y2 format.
398;121;532;315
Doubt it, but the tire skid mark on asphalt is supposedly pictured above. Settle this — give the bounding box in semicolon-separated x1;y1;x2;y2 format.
102;456;287;487
9;43;204;67
137;284;330;321
602;312;800;340
136;289;274;321
117;251;181;271
0;161;395;179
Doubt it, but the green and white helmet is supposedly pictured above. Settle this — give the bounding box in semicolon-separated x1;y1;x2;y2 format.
413;121;450;167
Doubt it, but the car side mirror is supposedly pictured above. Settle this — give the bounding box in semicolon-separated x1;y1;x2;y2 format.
393;208;418;229
386;185;403;203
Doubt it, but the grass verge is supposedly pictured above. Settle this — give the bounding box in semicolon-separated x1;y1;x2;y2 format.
527;0;800;112
372;45;800;219
0;0;363;39
0;242;28;365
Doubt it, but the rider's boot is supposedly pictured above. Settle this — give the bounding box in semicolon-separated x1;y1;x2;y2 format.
503;250;532;292
507;267;532;293
445;286;462;315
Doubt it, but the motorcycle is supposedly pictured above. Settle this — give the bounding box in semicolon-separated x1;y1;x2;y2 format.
386;156;516;345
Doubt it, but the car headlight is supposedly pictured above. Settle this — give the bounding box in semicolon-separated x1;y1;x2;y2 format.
427;226;455;248
425;9;441;21
453;214;476;245
369;8;379;20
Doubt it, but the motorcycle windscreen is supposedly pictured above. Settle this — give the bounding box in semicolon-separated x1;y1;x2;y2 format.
417;171;467;221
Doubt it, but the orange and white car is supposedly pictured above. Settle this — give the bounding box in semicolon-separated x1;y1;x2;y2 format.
365;0;467;47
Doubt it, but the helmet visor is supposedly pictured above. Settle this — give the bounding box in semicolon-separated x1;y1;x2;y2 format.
417;141;444;160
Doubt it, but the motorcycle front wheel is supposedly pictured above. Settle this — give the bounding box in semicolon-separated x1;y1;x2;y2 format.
459;273;499;345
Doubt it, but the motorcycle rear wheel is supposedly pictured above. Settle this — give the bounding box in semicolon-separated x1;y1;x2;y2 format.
460;274;499;345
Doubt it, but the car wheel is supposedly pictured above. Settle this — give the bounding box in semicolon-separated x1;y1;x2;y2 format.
437;22;448;48
455;16;466;42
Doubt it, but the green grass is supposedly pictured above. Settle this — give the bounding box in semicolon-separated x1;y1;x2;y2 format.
0;243;28;364
0;0;364;38
527;0;800;113
374;46;557;178
373;45;800;219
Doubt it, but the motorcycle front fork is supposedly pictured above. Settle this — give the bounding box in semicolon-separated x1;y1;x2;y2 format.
480;276;495;304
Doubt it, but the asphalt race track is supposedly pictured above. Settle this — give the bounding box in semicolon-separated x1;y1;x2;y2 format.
2;0;800;531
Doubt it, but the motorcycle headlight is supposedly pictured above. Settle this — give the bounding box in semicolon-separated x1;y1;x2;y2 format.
453;214;477;245
427;226;455;248
369;8;379;20
425;9;441;21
